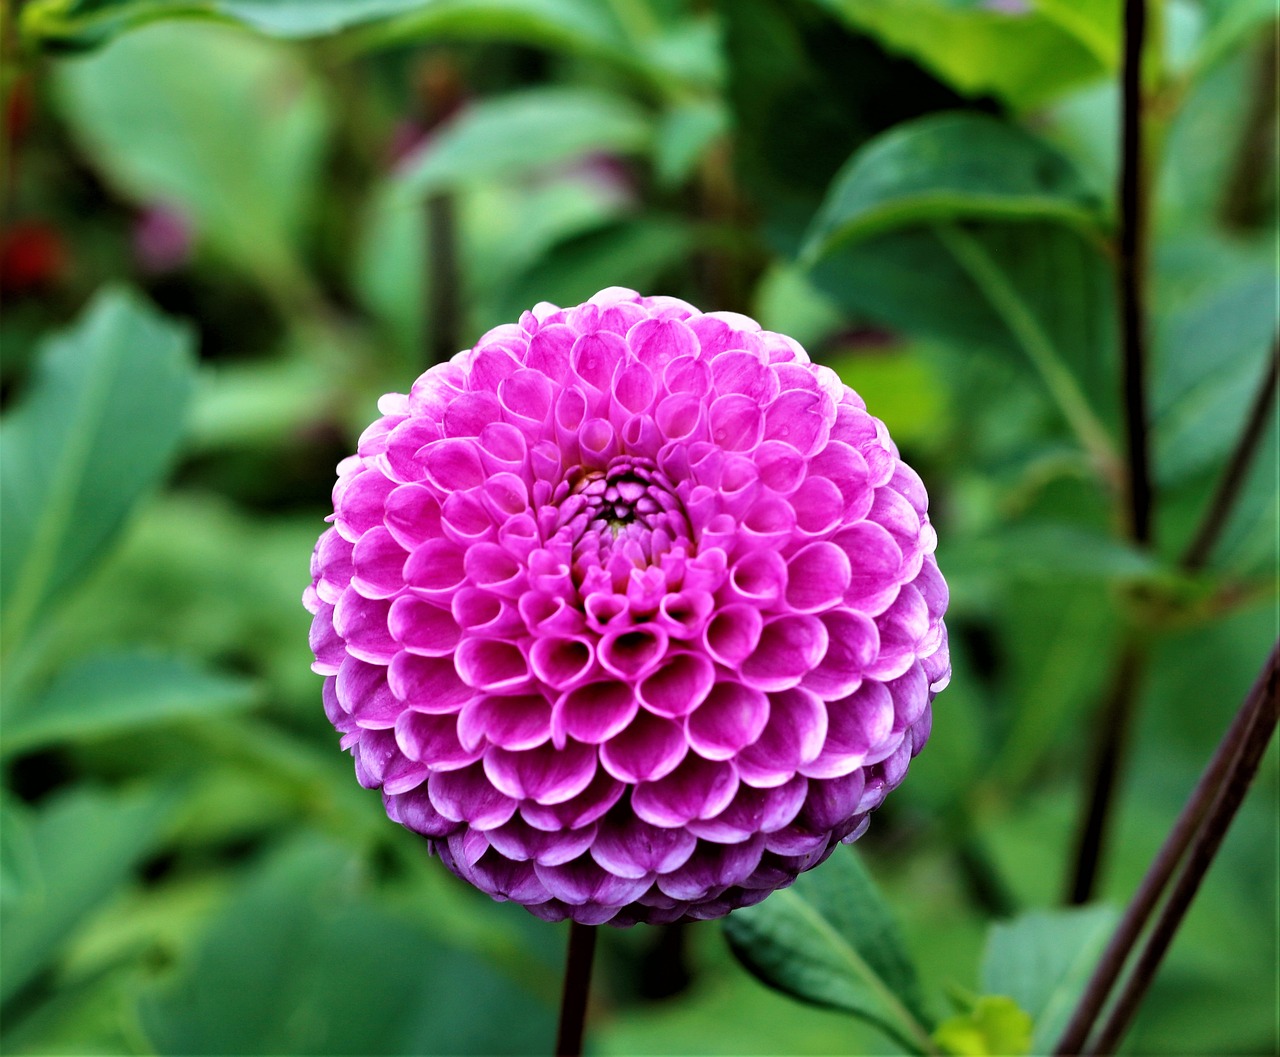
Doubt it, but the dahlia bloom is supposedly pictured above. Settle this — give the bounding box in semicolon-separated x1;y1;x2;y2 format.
304;288;949;926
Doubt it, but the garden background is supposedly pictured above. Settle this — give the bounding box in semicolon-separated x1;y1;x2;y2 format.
1;0;1276;1054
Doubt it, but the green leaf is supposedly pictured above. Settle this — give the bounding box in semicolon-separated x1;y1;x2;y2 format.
2;653;256;756
0;787;173;1005
491;217;693;324
1031;0;1121;68
723;845;937;1054
54;21;327;292
803;112;1102;263
139;836;554;1055
396;87;652;197
0;288;196;657
810;0;1109;110
810;220;1120;478
934;995;1033;1057
653;99;728;187
981;905;1119;1053
948;523;1160;582
0;801;39;911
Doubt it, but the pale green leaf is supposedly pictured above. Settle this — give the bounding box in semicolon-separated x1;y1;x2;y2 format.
981;905;1119;1053
396;87;652;197
2;653;256;756
934;995;1034;1057
0;288;196;655
723;846;936;1054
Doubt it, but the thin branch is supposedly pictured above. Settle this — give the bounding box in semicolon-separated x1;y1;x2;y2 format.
1180;337;1279;571
554;922;598;1057
1054;638;1280;1054
1065;640;1145;905
1117;0;1155;546
426;192;462;366
1081;640;1280;1055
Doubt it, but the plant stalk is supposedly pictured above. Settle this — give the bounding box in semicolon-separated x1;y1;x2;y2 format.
1180;337;1279;571
554;921;598;1057
1054;638;1280;1053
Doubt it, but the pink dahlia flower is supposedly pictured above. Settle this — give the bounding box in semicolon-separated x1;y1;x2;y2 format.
304;288;949;926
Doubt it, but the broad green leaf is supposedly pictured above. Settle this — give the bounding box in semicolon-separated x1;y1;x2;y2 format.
723;846;936;1054
20;0;430;47
0;787;173;1005
54;21;326;292
809;221;1120;477
139;836;554;1055
491;217;693;324
1193;0;1274;74
947;523;1160;582
653;99;728;187
1153;237;1276;484
981;905;1118;1053
2;653;256;756
811;0;1109;109
803;113;1102;262
396;87;652;197
0;289;196;656
825;345;949;449
1032;0;1121;68
0;800;39;910
934;995;1033;1057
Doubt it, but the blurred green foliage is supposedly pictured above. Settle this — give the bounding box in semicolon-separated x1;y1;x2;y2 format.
1;0;1275;1053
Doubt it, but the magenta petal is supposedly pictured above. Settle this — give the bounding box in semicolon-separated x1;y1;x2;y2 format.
520;769;625;831
387;652;472;712
336;656;400;728
637;653;715;717
395;709;481;771
628;317;699;369
802;608;879;699
598;625;668;680
388;595;462;656
424;437;486;493
428;764;518;827
530;636;595;690
457;693;552;751
483;741;598;804
383;485;442;551
484;816;597;866
599;710;688;784
384;787;457;838
740;615;829;692
655;836;765;900
591;815;697;878
687;775;808;842
553;681;639;746
632;755;739;827
785;541;851;613
736;686;828;787
404;539;467;598
455;638;531;692
686;681;770;760
333;588;397;664
702;604;763;667
804;680;894;779
534;856;650;908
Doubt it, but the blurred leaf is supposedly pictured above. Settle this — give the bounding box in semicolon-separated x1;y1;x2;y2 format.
810;220;1119;472
934;995;1033;1057
723;846;935;1054
1153;237;1276;484
54;21;327;293
396;87;652;196
139;836;554;1055
2;653;256;756
0;787;173;1006
189;356;338;451
825;345;949;448
492;217;693;323
811;0;1109;109
0;801;39;910
753;263;844;353
803;112;1102;262
949;523;1159;581
1032;0;1121;68
981;905;1118;1053
654;99;728;187
20;0;430;47
1194;0;1275;74
718;0;965;252
0;288;195;657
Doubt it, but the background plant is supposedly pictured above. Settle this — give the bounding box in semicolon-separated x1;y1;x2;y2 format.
1;0;1275;1054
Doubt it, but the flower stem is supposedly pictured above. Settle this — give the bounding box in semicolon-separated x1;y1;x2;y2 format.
555;921;598;1057
1180;336;1279;571
426;191;462;365
1054;638;1280;1055
1117;0;1154;547
1065;639;1145;905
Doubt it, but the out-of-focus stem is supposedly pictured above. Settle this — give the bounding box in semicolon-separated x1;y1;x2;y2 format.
1066;640;1145;905
426;191;461;365
1180;338;1279;571
1055;639;1280;1055
554;921;598;1057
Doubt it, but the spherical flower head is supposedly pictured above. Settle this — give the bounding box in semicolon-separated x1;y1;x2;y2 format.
304;288;949;926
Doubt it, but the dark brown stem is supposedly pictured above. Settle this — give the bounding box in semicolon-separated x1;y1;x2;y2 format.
1220;35;1278;232
554;922;598;1057
1118;0;1155;547
1180;338;1279;571
1066;641;1145;905
1071;640;1279;1055
426;191;461;366
1054;638;1280;1054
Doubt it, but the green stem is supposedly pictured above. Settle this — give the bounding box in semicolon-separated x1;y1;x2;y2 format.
934;223;1121;486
